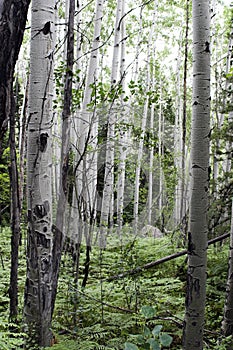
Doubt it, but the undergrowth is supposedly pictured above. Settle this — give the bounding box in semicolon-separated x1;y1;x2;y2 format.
0;226;231;349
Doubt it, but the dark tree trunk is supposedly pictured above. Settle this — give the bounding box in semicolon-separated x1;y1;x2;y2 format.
0;0;30;157
8;90;21;321
0;0;31;321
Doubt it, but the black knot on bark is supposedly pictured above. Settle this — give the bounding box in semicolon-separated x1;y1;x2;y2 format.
205;41;210;53
39;133;48;152
33;201;50;219
42;21;51;35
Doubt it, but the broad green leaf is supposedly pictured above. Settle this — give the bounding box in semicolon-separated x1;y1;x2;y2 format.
124;342;139;350
141;306;156;318
159;333;173;347
152;325;163;336
136;334;145;344
147;338;161;350
143;325;151;336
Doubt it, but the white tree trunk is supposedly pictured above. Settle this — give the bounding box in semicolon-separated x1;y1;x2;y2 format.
100;0;123;243
76;0;104;233
116;0;127;233
133;1;158;232
183;0;210;347
24;0;55;347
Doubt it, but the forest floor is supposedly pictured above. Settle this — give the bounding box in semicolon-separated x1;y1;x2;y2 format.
0;227;232;349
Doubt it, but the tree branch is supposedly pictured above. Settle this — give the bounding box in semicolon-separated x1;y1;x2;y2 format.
106;232;230;281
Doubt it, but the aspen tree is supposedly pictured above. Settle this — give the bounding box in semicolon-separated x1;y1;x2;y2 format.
51;0;75;315
158;81;164;226
147;2;157;226
148;101;155;225
183;0;210;348
133;2;158;231
24;0;55;347
100;0;124;243
77;0;104;227
116;0;127;232
180;0;190;221
174;31;183;226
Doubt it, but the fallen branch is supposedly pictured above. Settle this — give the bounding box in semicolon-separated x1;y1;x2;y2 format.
79;290;134;313
107;232;230;281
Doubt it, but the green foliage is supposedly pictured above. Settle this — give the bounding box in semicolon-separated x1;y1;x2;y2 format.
0;229;232;349
124;306;173;350
0;319;26;349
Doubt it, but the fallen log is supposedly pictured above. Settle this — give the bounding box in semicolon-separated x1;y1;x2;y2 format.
107;232;230;281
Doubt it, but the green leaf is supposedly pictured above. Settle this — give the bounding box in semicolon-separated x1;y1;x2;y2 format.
152;325;163;337
143;325;151;337
136;334;145;344
141;305;156;318
159;333;173;347
124;342;139;350
147;338;161;350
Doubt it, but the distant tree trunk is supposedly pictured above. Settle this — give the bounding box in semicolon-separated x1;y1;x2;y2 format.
0;0;30;322
183;0;210;348
100;0;123;243
148;102;154;225
180;0;190;221
133;2;158;231
77;0;104;240
158;82;164;227
174;31;182;226
24;0;55;347
222;198;233;336
116;0;127;232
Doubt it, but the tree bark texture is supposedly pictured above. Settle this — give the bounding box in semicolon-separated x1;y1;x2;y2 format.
24;1;55;347
9;91;21;321
51;0;75;317
183;1;210;349
0;0;30;157
0;0;30;321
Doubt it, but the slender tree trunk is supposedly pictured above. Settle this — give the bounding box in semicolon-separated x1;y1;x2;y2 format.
24;1;55;347
100;0;123;243
222;198;233;336
116;0;127;232
183;0;210;348
158;82;164;226
180;0;190;221
51;0;75;316
148;103;154;225
19;76;29;211
9;91;21;322
221;21;233;336
133;2;158;231
174;31;183;226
